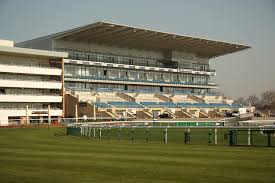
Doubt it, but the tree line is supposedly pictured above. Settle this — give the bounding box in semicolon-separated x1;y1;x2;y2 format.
234;90;275;114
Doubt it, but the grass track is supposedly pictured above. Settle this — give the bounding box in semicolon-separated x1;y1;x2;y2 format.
0;128;275;183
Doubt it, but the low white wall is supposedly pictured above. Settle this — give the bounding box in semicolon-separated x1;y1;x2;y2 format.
0;95;62;103
0;109;63;126
0;80;62;89
0;64;61;76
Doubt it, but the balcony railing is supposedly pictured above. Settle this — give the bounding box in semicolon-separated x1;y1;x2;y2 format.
65;75;218;88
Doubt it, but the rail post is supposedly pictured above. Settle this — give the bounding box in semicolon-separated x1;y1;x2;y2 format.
163;128;168;144
131;128;134;142
267;131;271;147
215;128;218;145
99;128;102;139
93;127;96;138
248;128;251;146
208;129;212;144
118;127;121;141
146;128;149;143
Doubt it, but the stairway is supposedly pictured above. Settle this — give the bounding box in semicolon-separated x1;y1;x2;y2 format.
154;93;172;102
199;111;210;118
187;95;205;103
175;110;195;118
116;92;135;102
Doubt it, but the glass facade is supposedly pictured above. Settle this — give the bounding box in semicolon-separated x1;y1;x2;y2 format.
62;49;216;94
58;49;214;72
65;65;210;84
65;82;210;94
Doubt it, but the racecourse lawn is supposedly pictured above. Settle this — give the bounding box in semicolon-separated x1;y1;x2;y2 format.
0;127;275;183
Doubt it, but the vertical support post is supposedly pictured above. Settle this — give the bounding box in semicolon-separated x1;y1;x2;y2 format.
26;105;29;124
61;57;65;118
215;128;218;145
48;105;51;125
99;128;102;139
118;127;121;141
248;128;251;146
108;127;111;139
75;104;78;122
131;128;134;142
164;128;168;144
208;129;212;144
146;128;149;143
267;131;271;147
88;127;91;138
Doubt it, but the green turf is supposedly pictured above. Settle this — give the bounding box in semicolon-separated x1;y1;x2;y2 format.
0;128;275;183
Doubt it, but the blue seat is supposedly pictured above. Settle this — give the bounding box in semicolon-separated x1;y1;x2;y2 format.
108;102;144;108
140;102;164;108
159;102;179;108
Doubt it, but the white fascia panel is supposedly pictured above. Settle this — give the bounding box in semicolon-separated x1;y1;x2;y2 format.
0;80;62;89
0;95;62;103
0;64;62;76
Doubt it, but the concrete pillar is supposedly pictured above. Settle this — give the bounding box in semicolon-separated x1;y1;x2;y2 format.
92;105;96;120
48;105;51;124
26;105;29;124
75;104;78;122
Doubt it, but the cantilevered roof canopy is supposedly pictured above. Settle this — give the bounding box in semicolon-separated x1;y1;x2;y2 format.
53;22;250;58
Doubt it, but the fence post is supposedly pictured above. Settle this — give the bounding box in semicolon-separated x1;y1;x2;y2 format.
208;129;212;144
164;128;168;144
248;128;251;146
187;128;190;144
146;128;149;143
267;131;271;147
118;127;121;141
99;128;102;139
88;127;91;138
131;128;134;142
215;128;218;145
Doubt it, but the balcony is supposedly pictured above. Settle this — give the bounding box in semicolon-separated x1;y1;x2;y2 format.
0;79;62;89
65;75;219;89
0;94;62;103
64;59;216;75
0;64;62;76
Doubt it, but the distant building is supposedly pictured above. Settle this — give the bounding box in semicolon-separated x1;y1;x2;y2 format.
0;39;67;125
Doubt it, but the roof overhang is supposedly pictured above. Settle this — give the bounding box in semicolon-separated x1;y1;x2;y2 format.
53;21;250;59
0;46;68;58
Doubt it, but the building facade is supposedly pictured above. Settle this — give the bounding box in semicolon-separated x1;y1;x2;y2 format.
16;22;250;119
0;40;67;125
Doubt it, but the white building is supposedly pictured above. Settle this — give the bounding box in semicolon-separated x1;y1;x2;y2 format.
0;39;67;126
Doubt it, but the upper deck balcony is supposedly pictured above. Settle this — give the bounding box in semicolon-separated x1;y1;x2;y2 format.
0;63;62;76
65;75;218;89
64;59;215;76
0;79;62;89
0;94;62;103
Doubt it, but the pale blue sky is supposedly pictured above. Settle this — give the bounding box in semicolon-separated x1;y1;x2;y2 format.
0;0;274;98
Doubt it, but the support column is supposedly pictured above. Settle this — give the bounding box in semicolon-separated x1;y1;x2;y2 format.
75;104;78;122
26;105;29;124
48;105;51;125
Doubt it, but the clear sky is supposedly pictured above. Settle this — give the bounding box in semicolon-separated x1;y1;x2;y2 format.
0;0;274;98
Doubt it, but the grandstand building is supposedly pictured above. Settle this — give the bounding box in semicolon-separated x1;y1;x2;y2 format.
0;39;67;125
17;22;250;120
